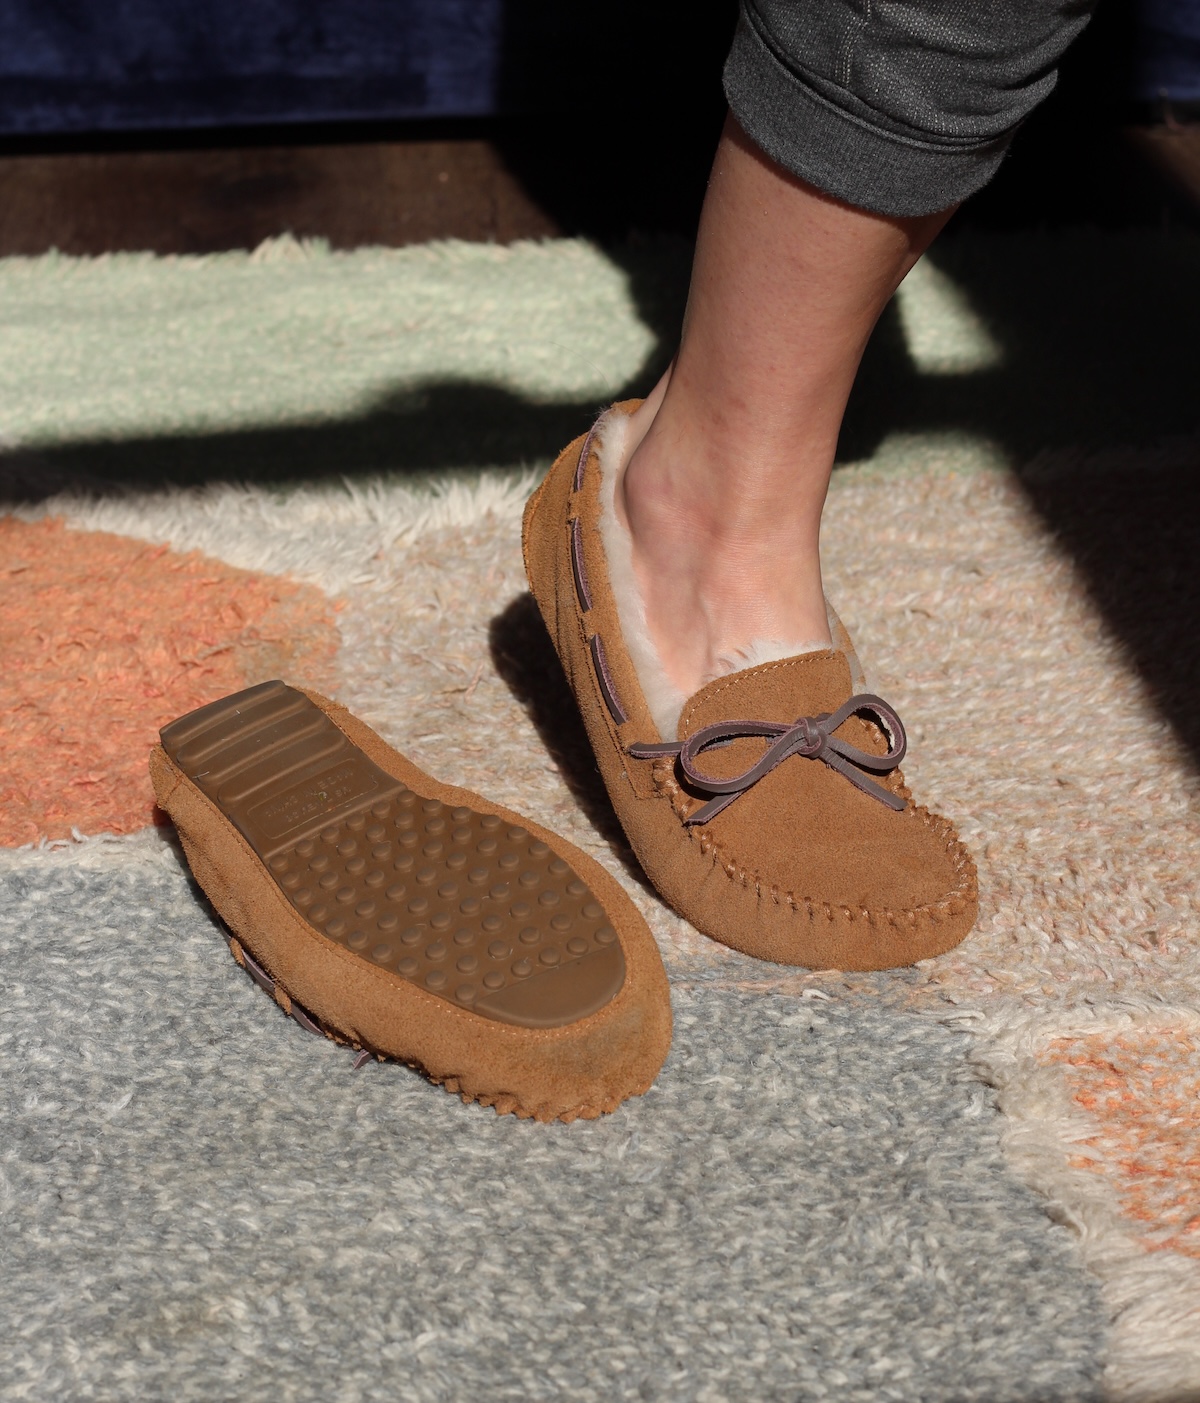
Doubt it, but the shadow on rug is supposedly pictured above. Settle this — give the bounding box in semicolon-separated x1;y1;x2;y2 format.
3;233;1197;774
488;590;644;882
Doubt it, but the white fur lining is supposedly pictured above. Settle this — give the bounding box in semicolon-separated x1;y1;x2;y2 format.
593;407;831;741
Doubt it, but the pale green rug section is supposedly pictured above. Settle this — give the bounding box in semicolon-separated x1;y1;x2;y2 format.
0;238;653;443
0;236;681;489
2;229;1197;496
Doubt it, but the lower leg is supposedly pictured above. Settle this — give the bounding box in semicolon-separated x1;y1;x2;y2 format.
619;116;955;699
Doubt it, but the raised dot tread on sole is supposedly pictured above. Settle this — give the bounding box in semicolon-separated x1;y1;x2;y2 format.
161;681;625;1029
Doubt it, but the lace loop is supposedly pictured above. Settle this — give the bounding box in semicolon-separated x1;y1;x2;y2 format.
629;693;908;825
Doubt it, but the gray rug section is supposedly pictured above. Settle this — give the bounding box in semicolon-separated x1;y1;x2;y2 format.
2;855;1105;1403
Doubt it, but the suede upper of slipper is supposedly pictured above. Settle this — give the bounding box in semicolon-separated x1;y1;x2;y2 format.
663;651;961;914
522;401;978;971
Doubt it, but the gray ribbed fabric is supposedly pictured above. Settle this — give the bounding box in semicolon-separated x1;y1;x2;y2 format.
724;0;1095;216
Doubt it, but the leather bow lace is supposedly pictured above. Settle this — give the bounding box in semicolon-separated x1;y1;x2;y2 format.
628;693;908;825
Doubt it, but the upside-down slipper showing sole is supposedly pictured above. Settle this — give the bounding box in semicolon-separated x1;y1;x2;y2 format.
522;401;979;971
151;681;672;1121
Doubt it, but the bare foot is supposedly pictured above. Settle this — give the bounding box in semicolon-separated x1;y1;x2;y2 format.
617;366;831;702
608;116;953;708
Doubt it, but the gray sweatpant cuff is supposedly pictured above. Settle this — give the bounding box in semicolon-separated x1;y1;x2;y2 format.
723;12;1013;218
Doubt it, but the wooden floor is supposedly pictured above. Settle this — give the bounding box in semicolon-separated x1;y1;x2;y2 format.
0;120;1197;257
0;138;560;256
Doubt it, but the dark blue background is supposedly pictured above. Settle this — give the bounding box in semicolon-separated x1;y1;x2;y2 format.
0;0;1196;137
1135;0;1200;100
0;0;503;134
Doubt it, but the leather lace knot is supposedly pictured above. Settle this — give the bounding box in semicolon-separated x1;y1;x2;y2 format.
628;693;908;825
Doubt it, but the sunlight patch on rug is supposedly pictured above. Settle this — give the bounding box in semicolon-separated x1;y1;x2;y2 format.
1;517;339;845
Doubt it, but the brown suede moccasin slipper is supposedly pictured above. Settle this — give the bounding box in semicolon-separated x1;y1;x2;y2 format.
522;401;978;972
150;681;672;1121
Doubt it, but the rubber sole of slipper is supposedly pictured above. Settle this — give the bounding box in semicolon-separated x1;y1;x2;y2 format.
161;680;625;1027
153;681;673;1120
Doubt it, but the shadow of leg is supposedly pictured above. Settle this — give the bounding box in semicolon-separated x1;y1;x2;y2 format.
488;592;651;887
1021;458;1200;767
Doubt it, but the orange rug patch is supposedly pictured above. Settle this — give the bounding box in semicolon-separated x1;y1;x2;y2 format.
2;517;340;845
1044;1028;1200;1257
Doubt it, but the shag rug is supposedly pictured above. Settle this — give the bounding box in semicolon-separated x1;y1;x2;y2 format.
3;232;1199;1402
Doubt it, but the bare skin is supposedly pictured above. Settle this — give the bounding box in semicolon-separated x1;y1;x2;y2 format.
618;116;955;699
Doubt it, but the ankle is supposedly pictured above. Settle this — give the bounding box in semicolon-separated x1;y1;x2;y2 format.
609;400;832;701
622;383;829;542
619;402;829;624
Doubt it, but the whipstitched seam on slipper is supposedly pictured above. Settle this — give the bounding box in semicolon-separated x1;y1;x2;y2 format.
650;758;976;926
